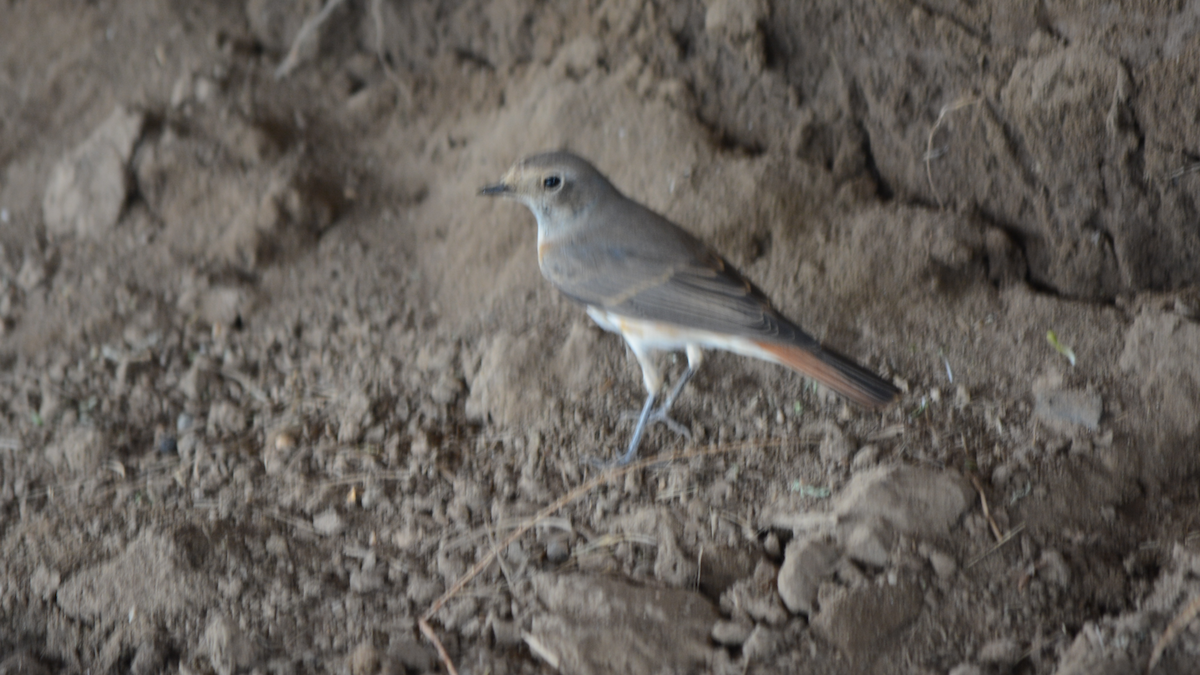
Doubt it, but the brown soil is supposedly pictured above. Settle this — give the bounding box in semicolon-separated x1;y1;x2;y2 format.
2;1;1200;674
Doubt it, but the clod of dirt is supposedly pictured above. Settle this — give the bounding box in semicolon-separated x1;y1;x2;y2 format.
1049;544;1200;675
834;465;973;539
810;574;924;657
1119;310;1200;438
56;531;213;626
697;544;762;599
202;614;258;675
1000;45;1133;298
803;419;852;466
777;536;841;615
134;118;337;270
719;559;790;625
312;509;345;536
769;465;973;569
43;426;106;472
42;105;144;239
1033;388;1103;432
525;573;718;675
710;619;753;647
612;506;699;586
703;0;768;71
465;330;554;427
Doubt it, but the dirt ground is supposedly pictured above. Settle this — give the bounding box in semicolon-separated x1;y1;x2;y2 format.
2;1;1200;673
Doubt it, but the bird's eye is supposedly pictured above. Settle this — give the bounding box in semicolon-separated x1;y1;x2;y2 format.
543;176;562;189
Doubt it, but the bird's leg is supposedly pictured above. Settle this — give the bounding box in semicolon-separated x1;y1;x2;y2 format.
653;344;704;422
615;344;692;439
611;391;657;466
635;344;703;439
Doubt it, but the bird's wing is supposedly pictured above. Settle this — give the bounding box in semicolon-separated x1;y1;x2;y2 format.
542;231;820;350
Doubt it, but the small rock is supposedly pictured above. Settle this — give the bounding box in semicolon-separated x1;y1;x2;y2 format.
841;520;891;568
777;537;841;615
711;619;753;646
802;420;851;466
30;564;61;600
740;624;783;662
490;614;523;647
347;642;381;675
834;465;973;545
350;567;384;594
338;389;372;443
1039;549;1071;587
720;560;789;625
157;436;178;455
979;637;1021;665
265;534;289;558
544;535;571;564
202;615;256;675
43;105;144;238
926;548;957;579
206;401;247;436
811;578;924;655
179;357;214;401
851;444;879;470
312;509;345;536
526;573;717;673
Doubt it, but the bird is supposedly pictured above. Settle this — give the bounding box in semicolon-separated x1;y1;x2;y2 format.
481;151;899;465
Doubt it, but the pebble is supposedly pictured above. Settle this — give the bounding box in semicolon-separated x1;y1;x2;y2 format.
312;510;345;536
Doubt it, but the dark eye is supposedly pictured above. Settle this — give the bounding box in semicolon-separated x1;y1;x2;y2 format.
543;176;562;189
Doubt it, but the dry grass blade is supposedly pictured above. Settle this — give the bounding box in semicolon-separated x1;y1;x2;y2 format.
966;523;1024;569
969;474;1003;542
1147;593;1200;673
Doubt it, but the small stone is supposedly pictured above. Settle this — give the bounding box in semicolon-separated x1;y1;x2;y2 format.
545;535;571;564
274;430;296;451
740;624;783;662
312;509;345;536
978;637;1021;665
777;537;841;615
1039;549;1071;587
490;614;523;647
157;436;178;455
349;567;384;594
851;444;879;470
43;106;144;238
927;549;957;579
265;534;289;558
202;615;255;675
711;619;753;646
347;641;381;675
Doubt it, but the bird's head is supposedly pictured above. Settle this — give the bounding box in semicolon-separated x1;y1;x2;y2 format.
480;151;615;231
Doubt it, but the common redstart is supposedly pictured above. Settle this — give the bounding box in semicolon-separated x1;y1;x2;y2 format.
481;152;899;465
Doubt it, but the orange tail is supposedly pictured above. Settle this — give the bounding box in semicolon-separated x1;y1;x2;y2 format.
756;341;899;409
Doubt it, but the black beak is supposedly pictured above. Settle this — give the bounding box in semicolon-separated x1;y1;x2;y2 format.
479;183;511;196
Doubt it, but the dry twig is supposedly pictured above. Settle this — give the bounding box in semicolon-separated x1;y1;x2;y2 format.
275;0;347;80
1147;593;1200;673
